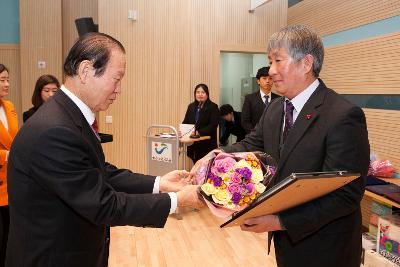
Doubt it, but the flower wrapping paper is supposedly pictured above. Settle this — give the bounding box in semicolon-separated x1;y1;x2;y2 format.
192;151;276;218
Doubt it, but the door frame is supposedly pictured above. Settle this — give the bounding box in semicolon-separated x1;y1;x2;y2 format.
212;44;267;105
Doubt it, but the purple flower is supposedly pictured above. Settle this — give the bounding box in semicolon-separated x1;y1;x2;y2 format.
208;172;219;181
213;176;223;187
232;192;241;204
236;167;252;181
245;183;255;195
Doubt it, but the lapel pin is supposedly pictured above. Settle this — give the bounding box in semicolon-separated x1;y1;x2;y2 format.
306;114;312;120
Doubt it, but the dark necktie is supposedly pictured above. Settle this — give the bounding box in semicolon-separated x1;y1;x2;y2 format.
282;100;294;143
263;95;269;107
91;118;99;133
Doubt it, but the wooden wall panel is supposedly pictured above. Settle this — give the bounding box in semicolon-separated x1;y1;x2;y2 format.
288;0;400;36
320;33;400;94
98;0;287;172
364;109;400;170
62;0;98;62
19;0;63;112
0;45;21;125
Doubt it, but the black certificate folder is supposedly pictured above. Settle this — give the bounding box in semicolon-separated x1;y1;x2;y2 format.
221;171;360;228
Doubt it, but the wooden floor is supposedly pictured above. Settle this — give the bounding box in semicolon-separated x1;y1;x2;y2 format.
108;207;277;267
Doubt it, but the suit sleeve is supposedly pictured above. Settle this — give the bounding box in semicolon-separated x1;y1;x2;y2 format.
104;163;157;194
29;127;171;228
197;103;219;136
279;106;370;243
223;109;266;153
219;122;230;145
241;95;253;134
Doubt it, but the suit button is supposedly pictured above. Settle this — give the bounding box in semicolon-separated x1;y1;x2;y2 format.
106;237;110;243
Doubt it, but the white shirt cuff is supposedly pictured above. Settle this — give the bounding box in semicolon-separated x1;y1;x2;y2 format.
168;192;178;214
153;176;177;214
153;176;161;193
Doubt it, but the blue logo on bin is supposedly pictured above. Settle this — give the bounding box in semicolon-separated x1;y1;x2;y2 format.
155;143;168;154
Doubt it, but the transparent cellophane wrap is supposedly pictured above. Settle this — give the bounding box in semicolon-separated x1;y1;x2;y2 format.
192;150;277;218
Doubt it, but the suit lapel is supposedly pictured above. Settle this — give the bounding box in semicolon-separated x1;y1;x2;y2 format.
277;83;326;174
266;98;284;161
54;91;104;158
254;92;264;111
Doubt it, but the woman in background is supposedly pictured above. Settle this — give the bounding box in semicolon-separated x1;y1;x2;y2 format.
0;64;18;265
23;74;60;122
182;83;219;163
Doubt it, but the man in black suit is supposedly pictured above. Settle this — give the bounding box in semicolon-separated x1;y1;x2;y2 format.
219;104;246;146
241;66;279;134
222;25;370;267
6;33;203;267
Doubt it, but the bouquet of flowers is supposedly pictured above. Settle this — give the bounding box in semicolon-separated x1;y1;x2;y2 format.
193;151;276;218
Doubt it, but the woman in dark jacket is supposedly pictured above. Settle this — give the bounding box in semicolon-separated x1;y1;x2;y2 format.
182;83;219;163
23;74;60;123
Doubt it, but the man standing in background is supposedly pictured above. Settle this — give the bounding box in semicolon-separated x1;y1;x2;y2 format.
241;66;279;134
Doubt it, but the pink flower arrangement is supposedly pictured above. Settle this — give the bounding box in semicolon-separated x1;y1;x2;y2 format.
193;151;276;217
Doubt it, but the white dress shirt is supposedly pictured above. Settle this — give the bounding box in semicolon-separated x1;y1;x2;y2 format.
0;105;8;130
60;85;177;213
260;90;272;105
284;79;320;124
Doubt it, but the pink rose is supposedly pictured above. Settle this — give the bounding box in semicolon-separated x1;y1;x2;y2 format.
230;172;242;184
228;183;241;194
211;156;236;174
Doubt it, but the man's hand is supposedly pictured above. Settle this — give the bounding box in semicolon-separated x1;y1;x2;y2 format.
240;215;283;233
176;185;204;209
160;170;192;192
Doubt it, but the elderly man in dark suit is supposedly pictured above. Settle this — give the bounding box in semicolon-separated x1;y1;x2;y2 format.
222;25;370;267
6;33;203;267
241;66;279;134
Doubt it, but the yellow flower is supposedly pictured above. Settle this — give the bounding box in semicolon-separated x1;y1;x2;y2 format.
201;183;218;196
251;169;264;183
212;189;231;205
221;173;231;182
255;183;266;194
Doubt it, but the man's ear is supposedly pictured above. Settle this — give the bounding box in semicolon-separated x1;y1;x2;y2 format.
77;60;92;84
302;54;314;75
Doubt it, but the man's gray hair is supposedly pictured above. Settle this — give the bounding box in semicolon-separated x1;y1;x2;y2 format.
267;24;324;77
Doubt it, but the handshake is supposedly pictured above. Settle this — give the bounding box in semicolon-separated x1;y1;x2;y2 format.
159;169;204;210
